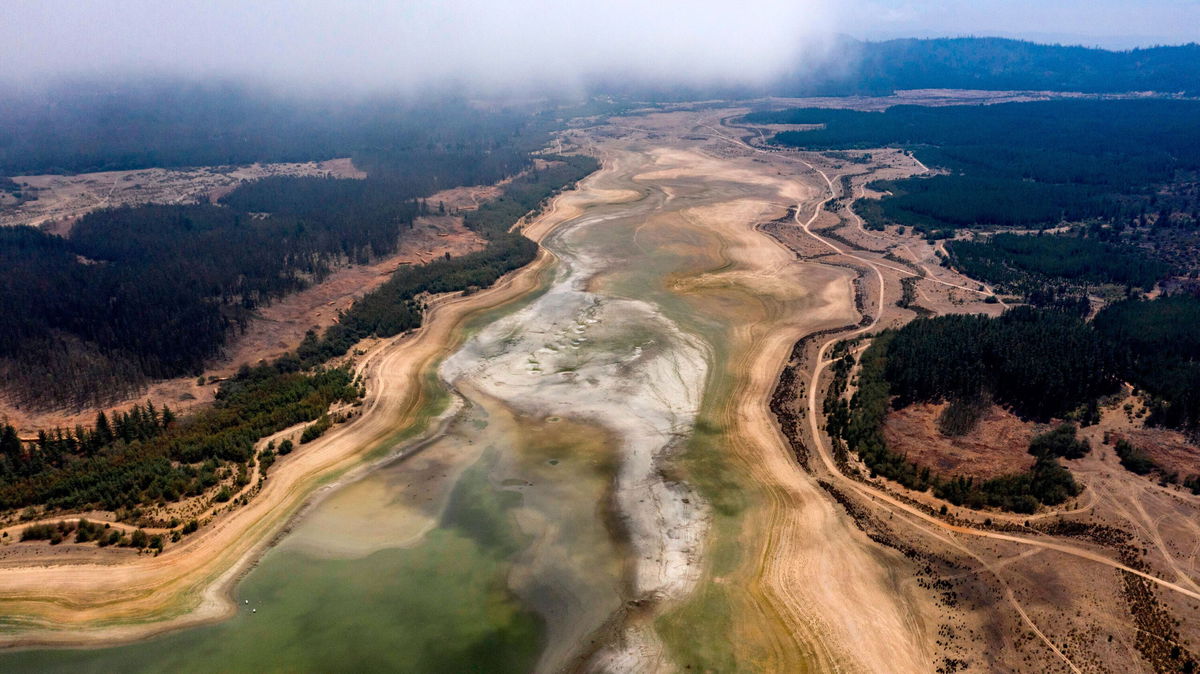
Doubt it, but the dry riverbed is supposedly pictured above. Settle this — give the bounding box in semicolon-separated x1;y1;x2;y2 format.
3;104;1107;672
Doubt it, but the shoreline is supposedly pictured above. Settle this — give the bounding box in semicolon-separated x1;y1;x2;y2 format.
0;159;602;650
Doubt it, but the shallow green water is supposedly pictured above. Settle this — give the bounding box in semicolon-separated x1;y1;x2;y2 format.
2;449;544;674
2;338;624;674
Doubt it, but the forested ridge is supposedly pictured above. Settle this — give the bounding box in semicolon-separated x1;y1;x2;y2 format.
0;95;581;410
591;38;1200;100
773;38;1200;97
0;83;540;178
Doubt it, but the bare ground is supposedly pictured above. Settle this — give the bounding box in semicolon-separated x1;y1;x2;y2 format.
884;402;1036;479
2;158;365;233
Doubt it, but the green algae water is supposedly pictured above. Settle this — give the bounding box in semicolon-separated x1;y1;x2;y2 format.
2;394;625;673
3;453;541;673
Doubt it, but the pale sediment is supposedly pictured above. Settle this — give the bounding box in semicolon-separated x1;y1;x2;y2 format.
442;195;712;668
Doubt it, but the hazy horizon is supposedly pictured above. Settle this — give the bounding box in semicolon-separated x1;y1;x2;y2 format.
3;0;1197;95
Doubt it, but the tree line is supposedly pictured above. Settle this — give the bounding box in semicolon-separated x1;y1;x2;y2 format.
290;155;597;369
0;367;356;512
1094;295;1200;429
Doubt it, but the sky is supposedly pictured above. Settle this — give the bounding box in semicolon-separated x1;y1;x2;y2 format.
1;0;1197;91
855;0;1200;49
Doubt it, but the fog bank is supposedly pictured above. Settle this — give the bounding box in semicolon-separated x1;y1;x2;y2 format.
1;0;836;93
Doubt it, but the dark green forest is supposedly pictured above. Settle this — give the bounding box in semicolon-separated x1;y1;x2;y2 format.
946;233;1168;293
876;299;1200;433
0;188;422;409
749;100;1200;237
1094;295;1200;429
882;307;1117;422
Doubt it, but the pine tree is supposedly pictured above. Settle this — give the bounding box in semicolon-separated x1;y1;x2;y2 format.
0;425;22;465
94;411;114;445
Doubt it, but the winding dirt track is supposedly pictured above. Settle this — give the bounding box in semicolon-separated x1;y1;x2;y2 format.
706;120;1200;601
794;164;1200;605
702;118;1200;673
753;134;1200;673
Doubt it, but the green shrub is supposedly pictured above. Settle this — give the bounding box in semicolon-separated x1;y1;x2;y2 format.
300;415;332;444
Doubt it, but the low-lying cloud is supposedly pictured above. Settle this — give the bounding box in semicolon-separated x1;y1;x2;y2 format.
2;0;837;93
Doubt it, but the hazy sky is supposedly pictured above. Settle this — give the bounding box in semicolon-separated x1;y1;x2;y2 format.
2;0;1197;90
856;0;1200;48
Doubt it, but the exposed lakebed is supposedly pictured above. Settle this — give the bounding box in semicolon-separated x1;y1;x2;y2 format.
2;148;733;672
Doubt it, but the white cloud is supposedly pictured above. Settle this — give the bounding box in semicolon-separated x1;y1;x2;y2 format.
0;0;836;91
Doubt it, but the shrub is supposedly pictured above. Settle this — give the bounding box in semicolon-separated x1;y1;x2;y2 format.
129;529;149;548
21;521;75;543
1114;439;1159;475
300;415;332;444
1029;424;1091;460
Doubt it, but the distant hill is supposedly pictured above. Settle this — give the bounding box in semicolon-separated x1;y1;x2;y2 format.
584;37;1199;100
775;37;1200;96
